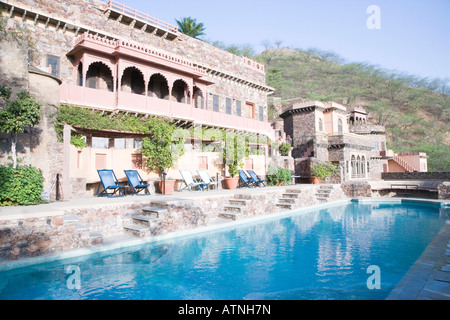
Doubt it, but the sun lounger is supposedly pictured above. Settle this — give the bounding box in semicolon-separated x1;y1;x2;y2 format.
197;169;218;190
179;170;205;191
97;169;125;198
246;170;266;187
124;170;150;195
238;170;256;188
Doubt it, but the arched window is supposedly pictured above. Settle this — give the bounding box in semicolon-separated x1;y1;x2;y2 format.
318;118;323;132
193;87;204;109
351;155;356;178
86;62;113;92
356;156;361;175
77;62;83;87
148;73;169;100
121;67;145;95
338;118;343;134
361;156;366;175
172;79;189;103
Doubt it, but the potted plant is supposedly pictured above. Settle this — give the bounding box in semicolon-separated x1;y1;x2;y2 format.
223;132;246;189
141;117;185;194
310;162;337;184
279;142;292;157
224;163;240;189
278;168;292;186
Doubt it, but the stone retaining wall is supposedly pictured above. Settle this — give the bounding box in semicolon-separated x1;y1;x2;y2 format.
382;172;450;181
0;185;349;263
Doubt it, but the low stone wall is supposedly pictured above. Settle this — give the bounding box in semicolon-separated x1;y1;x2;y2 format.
341;181;372;198
438;182;450;200
382;172;450;181
0;184;349;264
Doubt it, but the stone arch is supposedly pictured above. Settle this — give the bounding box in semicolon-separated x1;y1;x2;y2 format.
148;73;169;100
193;86;204;109
338;118;343;134
120;66;145;95
86;61;114;92
172;79;190;104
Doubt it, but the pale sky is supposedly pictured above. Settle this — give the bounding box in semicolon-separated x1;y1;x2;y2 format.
115;0;450;82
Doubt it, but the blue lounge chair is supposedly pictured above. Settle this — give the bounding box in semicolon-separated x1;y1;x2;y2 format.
238;170;256;188
246;170;266;187
97;169;125;198
124;170;150;196
197;169;218;191
179;170;205;191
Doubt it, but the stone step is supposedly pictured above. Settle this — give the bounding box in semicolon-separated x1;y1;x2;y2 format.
234;194;253;200
279;198;296;204
132;215;160;227
63;214;79;224
142;207;169;218
89;232;103;246
285;189;302;194
316;192;330;197
123;224;152;237
317;189;332;194
276;203;294;210
223;205;246;213
218;212;239;221
282;193;301;199
319;186;333;191
229;199;251;206
316;197;329;202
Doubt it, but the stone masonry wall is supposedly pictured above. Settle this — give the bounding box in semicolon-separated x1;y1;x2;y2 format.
0;185;349;263
438;182;450;200
6;0;269;118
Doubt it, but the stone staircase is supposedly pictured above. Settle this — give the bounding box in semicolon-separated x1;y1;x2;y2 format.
276;189;302;210
123;206;168;237
63;214;103;246
218;194;252;221
315;185;333;202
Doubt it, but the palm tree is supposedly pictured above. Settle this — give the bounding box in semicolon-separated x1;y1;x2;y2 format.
175;17;206;39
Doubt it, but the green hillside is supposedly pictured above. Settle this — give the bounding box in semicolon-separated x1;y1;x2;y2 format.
254;49;450;172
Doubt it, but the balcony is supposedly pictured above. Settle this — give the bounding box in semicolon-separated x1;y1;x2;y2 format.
60;84;274;137
327;133;374;150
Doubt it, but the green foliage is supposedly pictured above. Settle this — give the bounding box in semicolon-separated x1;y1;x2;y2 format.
141;117;186;176
0;85;12;100
279;142;291;156
55;105;152;141
227;163;239;178
70;133;87;149
311;162;338;180
208;40;256;57
266;165;291;186
0;165;44;206
256;49;450;172
176;17;206;39
0;91;41;134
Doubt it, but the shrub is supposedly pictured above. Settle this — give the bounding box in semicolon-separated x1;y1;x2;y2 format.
279;142;291;156
266;165;292;186
0;165;44;206
310;162;338;180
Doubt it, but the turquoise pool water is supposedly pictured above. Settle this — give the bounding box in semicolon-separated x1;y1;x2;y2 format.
0;201;447;300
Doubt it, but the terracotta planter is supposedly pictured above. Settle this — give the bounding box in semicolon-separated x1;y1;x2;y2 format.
224;177;239;189
158;179;175;194
311;176;320;184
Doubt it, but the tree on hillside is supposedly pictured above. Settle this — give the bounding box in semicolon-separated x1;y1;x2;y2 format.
176;17;206;39
0;87;41;168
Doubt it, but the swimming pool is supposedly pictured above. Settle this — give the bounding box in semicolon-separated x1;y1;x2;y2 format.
0;201;447;300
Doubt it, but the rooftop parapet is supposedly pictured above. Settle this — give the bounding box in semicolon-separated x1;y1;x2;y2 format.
105;0;178;35
349;124;386;134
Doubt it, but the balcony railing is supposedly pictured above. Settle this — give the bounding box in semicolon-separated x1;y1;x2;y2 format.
60;84;274;137
106;0;178;34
